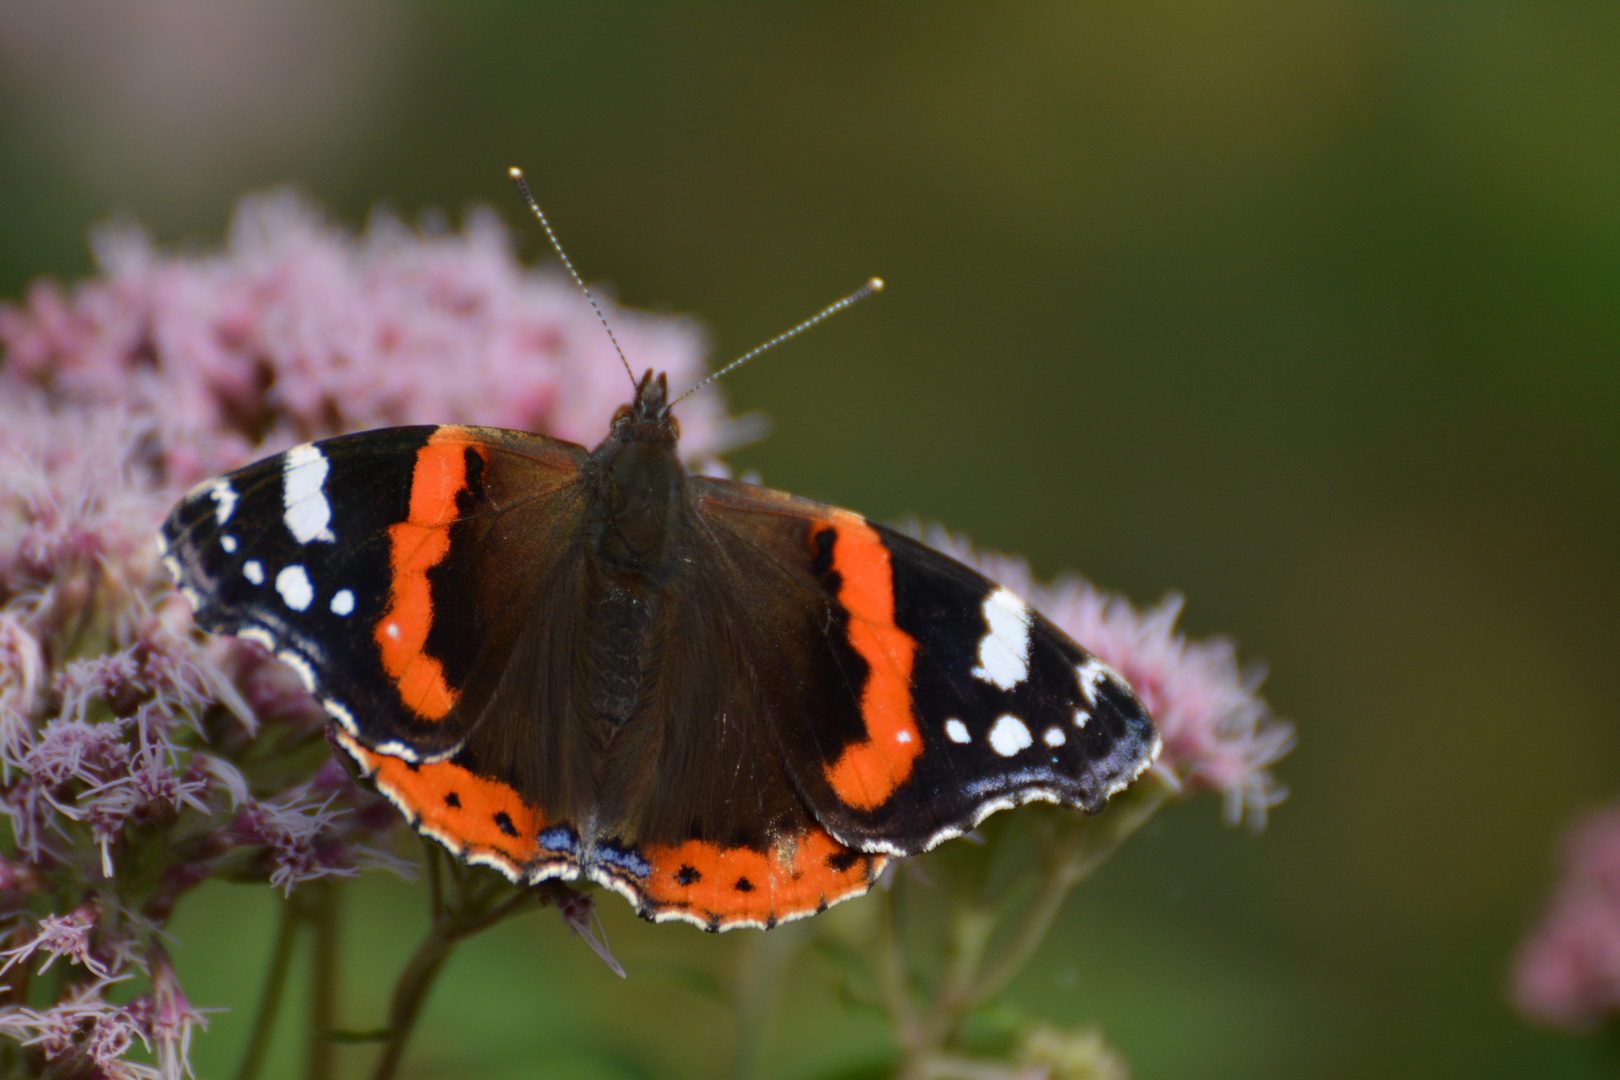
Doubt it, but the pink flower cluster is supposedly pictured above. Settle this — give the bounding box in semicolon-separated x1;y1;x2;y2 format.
0;189;731;486
1513;801;1620;1028
0;183;1291;1075
917;526;1292;828
0;188;712;1078
0;954;206;1080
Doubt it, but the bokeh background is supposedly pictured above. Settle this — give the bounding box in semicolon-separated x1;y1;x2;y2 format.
3;4;1618;1078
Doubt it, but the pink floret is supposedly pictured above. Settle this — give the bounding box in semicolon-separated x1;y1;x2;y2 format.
1513;803;1620;1027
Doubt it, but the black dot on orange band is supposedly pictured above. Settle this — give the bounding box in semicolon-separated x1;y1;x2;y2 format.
826;849;862;872
734;877;755;893
676;865;701;886
494;811;518;837
443;792;461;808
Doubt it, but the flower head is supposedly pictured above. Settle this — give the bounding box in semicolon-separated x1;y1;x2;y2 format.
1513;801;1620;1027
0;189;727;483
0;977;161;1080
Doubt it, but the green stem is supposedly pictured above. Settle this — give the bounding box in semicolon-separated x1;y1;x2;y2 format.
425;844;445;923
236;895;302;1080
726;920;812;1080
369;854;540;1080
368;918;457;1080
971;777;1171;1003
894;776;1175;1076
308;880;340;1080
873;880;931;1080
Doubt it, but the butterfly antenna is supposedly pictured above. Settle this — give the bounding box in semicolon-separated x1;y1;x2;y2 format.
670;277;884;407
509;166;636;389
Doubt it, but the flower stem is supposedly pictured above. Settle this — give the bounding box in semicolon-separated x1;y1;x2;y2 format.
369;850;541;1080
368;917;457;1080
308;879;340;1080
893;776;1175;1075
971;777;1171;1003
726;920;811;1080
236;895;302;1080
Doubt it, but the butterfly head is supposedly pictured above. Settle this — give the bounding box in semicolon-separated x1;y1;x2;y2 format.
609;369;680;448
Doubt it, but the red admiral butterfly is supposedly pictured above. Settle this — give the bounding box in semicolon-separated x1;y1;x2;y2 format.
158;175;1160;931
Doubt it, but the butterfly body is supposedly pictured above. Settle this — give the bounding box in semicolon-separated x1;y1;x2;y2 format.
161;370;1160;930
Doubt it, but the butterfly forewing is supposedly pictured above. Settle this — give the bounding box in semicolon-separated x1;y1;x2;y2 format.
687;478;1160;856
160;425;589;762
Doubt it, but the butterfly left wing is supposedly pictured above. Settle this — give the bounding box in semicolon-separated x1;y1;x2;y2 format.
159;425;590;762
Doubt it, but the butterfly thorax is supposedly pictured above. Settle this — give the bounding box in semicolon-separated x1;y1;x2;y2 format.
582;370;685;573
577;371;689;733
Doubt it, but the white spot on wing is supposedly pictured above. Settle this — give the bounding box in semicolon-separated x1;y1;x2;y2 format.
330;589;355;616
1076;659;1108;705
208;479;237;525
283;443;336;544
220;534;237;553
1073;709;1090;729
971;588;1033;690
895;730;912;744
1043;726;1066;747
987;714;1032;757
385;622;400;639
243;560;264;585
945;718;971;744
275;564;314;611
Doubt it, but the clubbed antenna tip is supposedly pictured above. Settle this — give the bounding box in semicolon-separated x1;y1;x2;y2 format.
670;276;887;407
508;166;637;388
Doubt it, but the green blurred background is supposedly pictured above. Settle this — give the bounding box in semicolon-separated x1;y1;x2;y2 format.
3;4;1618;1077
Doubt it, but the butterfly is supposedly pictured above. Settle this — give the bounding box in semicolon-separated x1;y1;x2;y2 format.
159;174;1159;931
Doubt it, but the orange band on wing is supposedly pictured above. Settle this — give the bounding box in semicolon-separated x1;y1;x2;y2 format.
333;730;543;873
640;827;881;927
820;512;920;811
375;431;479;720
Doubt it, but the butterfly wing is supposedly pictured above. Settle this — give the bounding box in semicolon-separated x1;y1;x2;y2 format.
682;477;1161;855
160;425;591;763
580;477;1157;929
